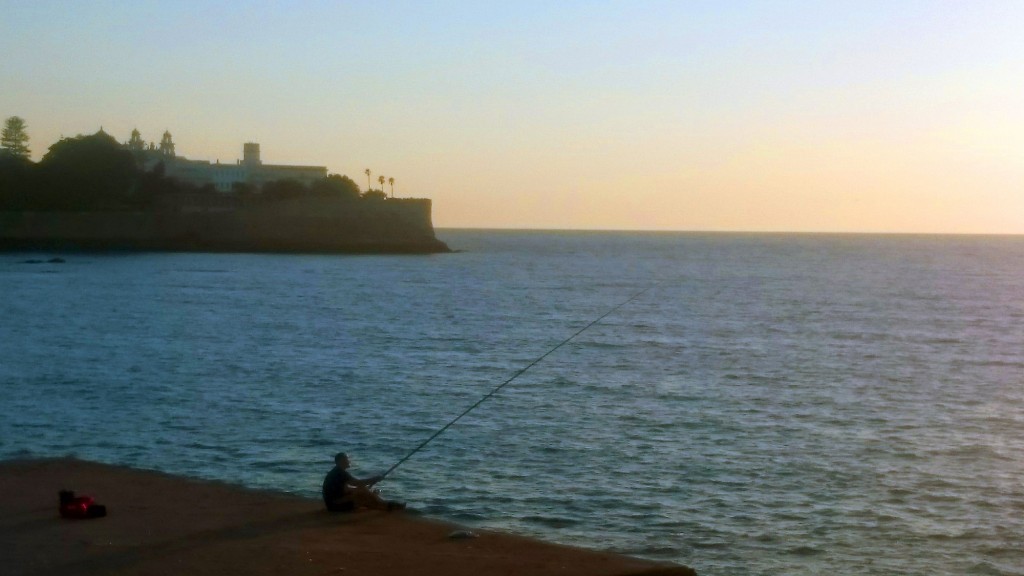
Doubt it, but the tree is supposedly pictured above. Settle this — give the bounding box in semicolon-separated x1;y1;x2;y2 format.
230;180;256;197
378;174;385;193
311;174;360;201
136;161;180;208
388;177;394;198
37;130;139;210
1;116;31;159
364;168;371;192
261;178;308;201
0;149;35;209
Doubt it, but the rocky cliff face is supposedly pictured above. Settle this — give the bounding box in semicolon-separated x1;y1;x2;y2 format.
0;198;450;254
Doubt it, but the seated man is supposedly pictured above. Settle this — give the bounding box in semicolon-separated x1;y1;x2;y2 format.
322;452;405;512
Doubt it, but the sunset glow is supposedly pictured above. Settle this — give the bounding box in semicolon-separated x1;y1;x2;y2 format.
2;1;1021;233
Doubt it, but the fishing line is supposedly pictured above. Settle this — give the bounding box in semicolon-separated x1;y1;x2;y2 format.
380;282;658;479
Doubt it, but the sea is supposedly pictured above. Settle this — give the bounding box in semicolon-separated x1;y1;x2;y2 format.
1;230;1022;576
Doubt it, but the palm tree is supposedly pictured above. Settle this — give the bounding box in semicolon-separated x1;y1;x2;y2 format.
378;175;385;194
388;177;395;198
364;168;371;192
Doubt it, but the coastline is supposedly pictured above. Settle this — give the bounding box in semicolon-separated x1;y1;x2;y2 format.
0;458;695;576
0;197;452;255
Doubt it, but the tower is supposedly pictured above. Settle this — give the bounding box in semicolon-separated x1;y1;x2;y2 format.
243;142;261;165
127;129;145;151
159;131;175;157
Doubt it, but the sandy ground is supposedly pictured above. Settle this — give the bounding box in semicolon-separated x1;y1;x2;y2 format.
0;459;696;576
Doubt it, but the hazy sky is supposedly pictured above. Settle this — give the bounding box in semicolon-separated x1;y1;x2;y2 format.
2;1;1022;233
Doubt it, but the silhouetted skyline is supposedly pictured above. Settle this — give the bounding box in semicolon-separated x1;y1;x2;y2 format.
2;2;1022;234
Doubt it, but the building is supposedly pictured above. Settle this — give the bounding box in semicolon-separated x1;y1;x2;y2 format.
126;130;327;192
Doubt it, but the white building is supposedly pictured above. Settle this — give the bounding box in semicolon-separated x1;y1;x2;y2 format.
127;130;328;192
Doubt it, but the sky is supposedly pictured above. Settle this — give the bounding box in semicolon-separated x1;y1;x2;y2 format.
2;1;1022;233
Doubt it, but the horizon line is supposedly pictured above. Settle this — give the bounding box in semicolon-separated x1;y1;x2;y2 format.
435;227;1024;238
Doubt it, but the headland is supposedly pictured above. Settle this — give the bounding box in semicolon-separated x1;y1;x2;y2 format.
0;198;450;254
0;128;450;254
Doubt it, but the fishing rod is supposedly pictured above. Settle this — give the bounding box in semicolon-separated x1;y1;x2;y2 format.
380;282;658;479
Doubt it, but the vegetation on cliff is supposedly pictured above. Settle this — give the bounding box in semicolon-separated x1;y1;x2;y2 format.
0;124;376;213
0;120;448;253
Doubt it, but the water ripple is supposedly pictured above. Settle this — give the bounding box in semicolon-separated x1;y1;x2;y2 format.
2;232;1023;576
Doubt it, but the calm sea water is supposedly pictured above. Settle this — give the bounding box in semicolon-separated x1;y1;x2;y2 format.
1;230;1022;575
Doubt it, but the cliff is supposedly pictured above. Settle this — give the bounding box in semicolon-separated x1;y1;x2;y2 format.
0;197;450;254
